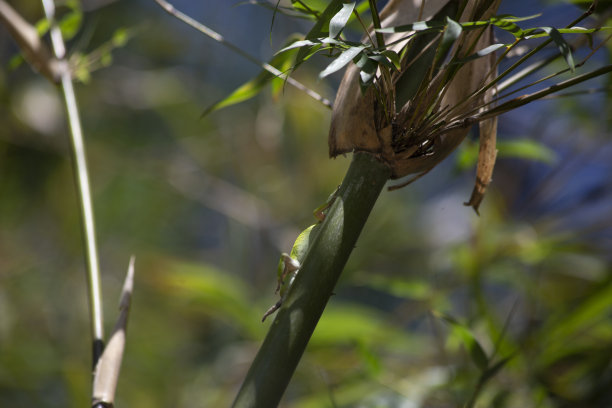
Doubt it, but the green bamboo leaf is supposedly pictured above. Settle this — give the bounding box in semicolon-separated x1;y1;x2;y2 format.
456;139;557;171
435;17;463;66
295;0;344;68
523;26;603;38
59;10;83;40
542;27;575;72
290;0;328;16
376;20;445;34
319;45;365;78
202;37;300;116
454;43;506;65
493;13;542;22
36;18;50;36
498;139;557;163
490;16;525;37
329;2;356;39
111;28;130;47
368;53;397;71
382;49;401;70
355;53;377;92
436;312;489;371
393;0;458;108
277;38;319;53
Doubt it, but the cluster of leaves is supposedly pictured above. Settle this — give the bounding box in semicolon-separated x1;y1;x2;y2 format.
216;0;610;132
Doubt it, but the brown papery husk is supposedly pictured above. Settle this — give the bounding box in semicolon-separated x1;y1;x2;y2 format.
329;0;501;191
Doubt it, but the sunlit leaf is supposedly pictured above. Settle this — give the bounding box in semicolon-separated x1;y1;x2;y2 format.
329;2;356;39
357;55;376;93
456;139;557;170
202;36;300;116
276;37;342;54
291;0;329;16
454;43;506;65
435;17;463;66
498;13;543;22
498;139;557;163
376;20;445;34
295;0;344;68
319;45;365;78
112;28;130;47
382;49;401;70
36;18;50;36
59;10;83;40
540;27;575;72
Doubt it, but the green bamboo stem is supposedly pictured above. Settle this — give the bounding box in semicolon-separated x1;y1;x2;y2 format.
231;152;391;408
41;0;105;366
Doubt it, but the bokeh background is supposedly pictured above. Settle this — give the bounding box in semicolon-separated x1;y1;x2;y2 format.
1;0;612;407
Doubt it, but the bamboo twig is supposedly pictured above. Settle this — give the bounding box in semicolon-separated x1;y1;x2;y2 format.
41;0;105;366
153;0;332;109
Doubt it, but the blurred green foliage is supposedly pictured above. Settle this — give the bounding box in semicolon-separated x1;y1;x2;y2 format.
1;0;611;407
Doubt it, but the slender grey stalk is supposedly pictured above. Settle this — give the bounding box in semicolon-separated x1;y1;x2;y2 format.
41;0;104;365
154;0;332;109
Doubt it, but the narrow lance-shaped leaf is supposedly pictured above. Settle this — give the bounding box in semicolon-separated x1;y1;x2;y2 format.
276;37;342;54
376;19;445;34
319;45;365;78
457;139;557;170
202;37;300;117
436;312;489;371
435;17;463;67
453;43;506;65
329;1;355;39
294;0;344;68
541;27;575;72
354;53;377;92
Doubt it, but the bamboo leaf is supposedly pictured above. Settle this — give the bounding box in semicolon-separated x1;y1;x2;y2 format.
435;17;463;66
493;13;542;23
290;0;328;16
454;43;506;65
329;1;356;39
319;45;365;78
382;49;401;70
355;53;377;92
393;0;458;108
202;37;300;116
295;0;344;68
436;312;489;371
490;16;525;37
376;20;445;34
457;139;557;170
541;27;575;72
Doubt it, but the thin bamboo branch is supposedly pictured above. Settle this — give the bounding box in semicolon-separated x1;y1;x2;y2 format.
153;0;332;109
41;0;105;366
